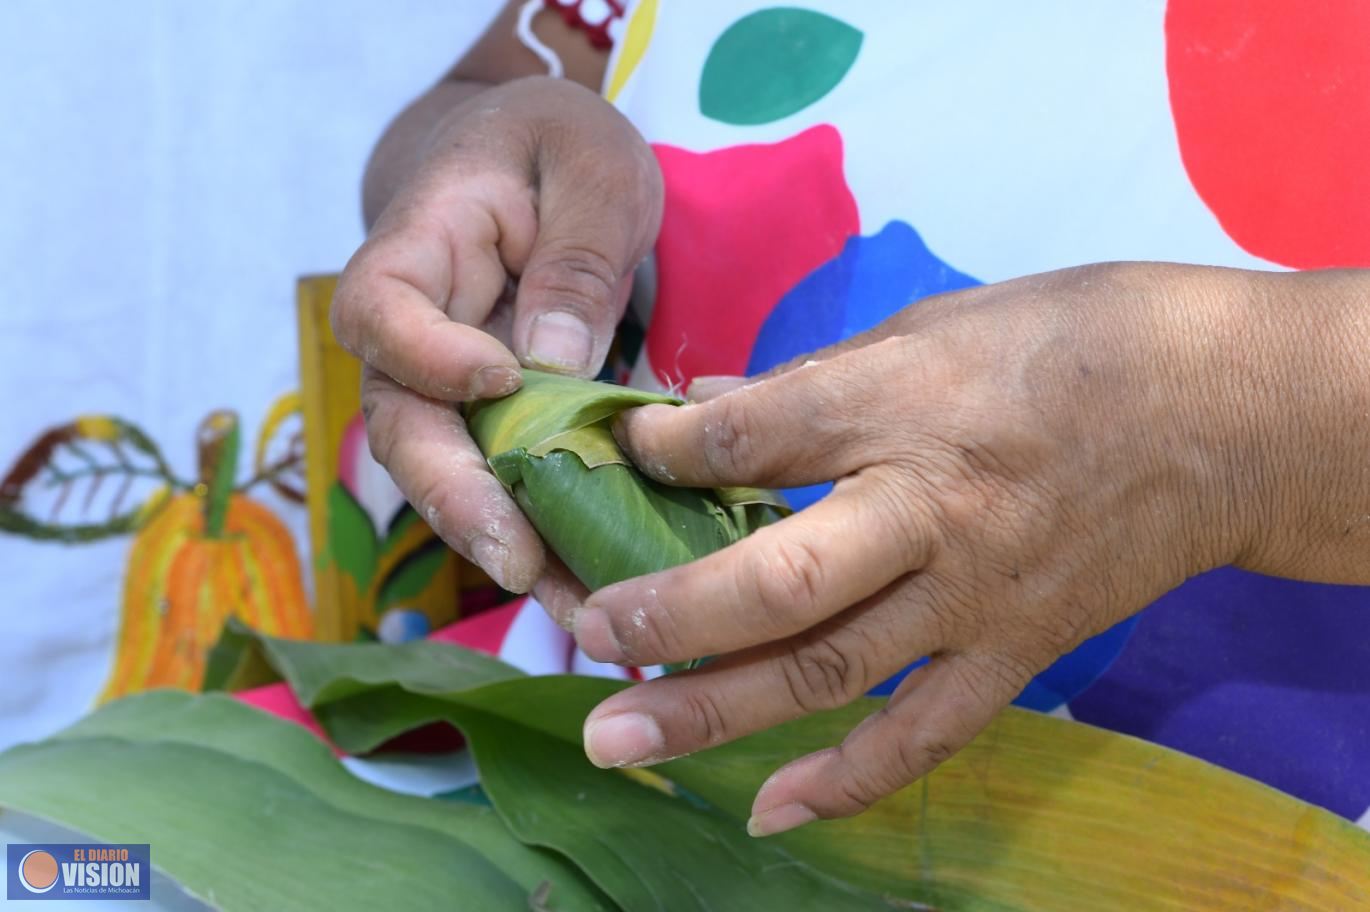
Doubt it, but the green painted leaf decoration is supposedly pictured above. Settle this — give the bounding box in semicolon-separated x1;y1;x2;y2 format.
380;504;422;551
377;538;447;612
325;481;378;590
700;7;863;126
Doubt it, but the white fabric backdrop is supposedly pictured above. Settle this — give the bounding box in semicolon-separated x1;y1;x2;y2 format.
0;1;501;751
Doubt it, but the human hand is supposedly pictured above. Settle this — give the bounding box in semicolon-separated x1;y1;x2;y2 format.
332;76;662;593
572;263;1290;836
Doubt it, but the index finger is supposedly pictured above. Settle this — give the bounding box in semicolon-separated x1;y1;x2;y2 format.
574;470;937;666
615;337;908;489
360;366;545;591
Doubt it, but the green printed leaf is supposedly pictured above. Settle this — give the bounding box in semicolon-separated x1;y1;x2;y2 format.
325;481;378;589
0;415;183;543
381;504;422;551
376;537;447;612
700;8;863;126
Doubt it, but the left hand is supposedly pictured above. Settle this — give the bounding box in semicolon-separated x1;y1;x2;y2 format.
569;263;1284;837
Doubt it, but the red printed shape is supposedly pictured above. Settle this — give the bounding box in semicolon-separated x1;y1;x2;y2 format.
1166;0;1370;268
648;126;859;387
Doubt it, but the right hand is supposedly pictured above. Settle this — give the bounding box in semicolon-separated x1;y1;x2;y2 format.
332;76;663;597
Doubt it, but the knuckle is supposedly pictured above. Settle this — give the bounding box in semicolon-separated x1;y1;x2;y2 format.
702;395;763;480
921;577;985;646
359;382;399;468
836;776;880;815
965;649;1036;702
1017;600;1089;657
615;603;683;663
332;252;393;361
895;730;957;781
680;688;730;748
863;471;938;569
413;476;457;541
347;291;391;368
413;473;482;557
830;746;889;813
780;637;865;713
521;243;618;313
746;536;826;625
329;279;367;356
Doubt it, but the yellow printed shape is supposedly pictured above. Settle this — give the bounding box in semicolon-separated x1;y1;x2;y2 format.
74;414;120;441
605;0;657;103
255;390;302;476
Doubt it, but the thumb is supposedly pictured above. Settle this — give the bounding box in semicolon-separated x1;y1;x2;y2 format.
512;162;661;378
513;238;636;378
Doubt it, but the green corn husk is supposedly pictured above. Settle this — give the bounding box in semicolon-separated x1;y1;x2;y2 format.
466;370;786;593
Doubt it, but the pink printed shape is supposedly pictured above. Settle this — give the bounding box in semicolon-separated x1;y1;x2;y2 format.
337;412;366;499
236;683;341;754
648;126;859;387
429;599;522;653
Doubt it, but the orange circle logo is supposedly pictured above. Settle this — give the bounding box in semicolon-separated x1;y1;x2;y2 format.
18;850;59;893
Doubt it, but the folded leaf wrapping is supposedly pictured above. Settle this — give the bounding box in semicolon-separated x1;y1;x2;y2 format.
466;370;784;592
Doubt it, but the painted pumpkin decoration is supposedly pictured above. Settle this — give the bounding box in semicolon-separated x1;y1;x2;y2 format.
0;403;312;703
101;411;312;700
101;500;310;700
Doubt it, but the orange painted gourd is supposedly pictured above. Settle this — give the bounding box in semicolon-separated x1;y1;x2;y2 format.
97;412;311;702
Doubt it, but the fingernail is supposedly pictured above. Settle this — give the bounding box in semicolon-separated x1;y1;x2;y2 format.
584;712;664;768
528;311;594;374
469;535;510;589
747;803;816;838
686;375;746;402
471;366;520;399
574;607;625;663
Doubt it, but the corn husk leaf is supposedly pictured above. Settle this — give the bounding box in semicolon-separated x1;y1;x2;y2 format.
467;370;785;592
11;629;1368;911
0;694;545;910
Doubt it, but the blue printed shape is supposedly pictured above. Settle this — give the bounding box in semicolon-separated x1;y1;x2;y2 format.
748;220;980;511
863;616;1143;706
1071;566;1370;819
748;219;978;375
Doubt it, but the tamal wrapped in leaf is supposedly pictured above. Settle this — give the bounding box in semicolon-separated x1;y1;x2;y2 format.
466;370;784;592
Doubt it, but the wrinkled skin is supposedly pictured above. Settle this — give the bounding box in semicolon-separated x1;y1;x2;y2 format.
572;263;1370;836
